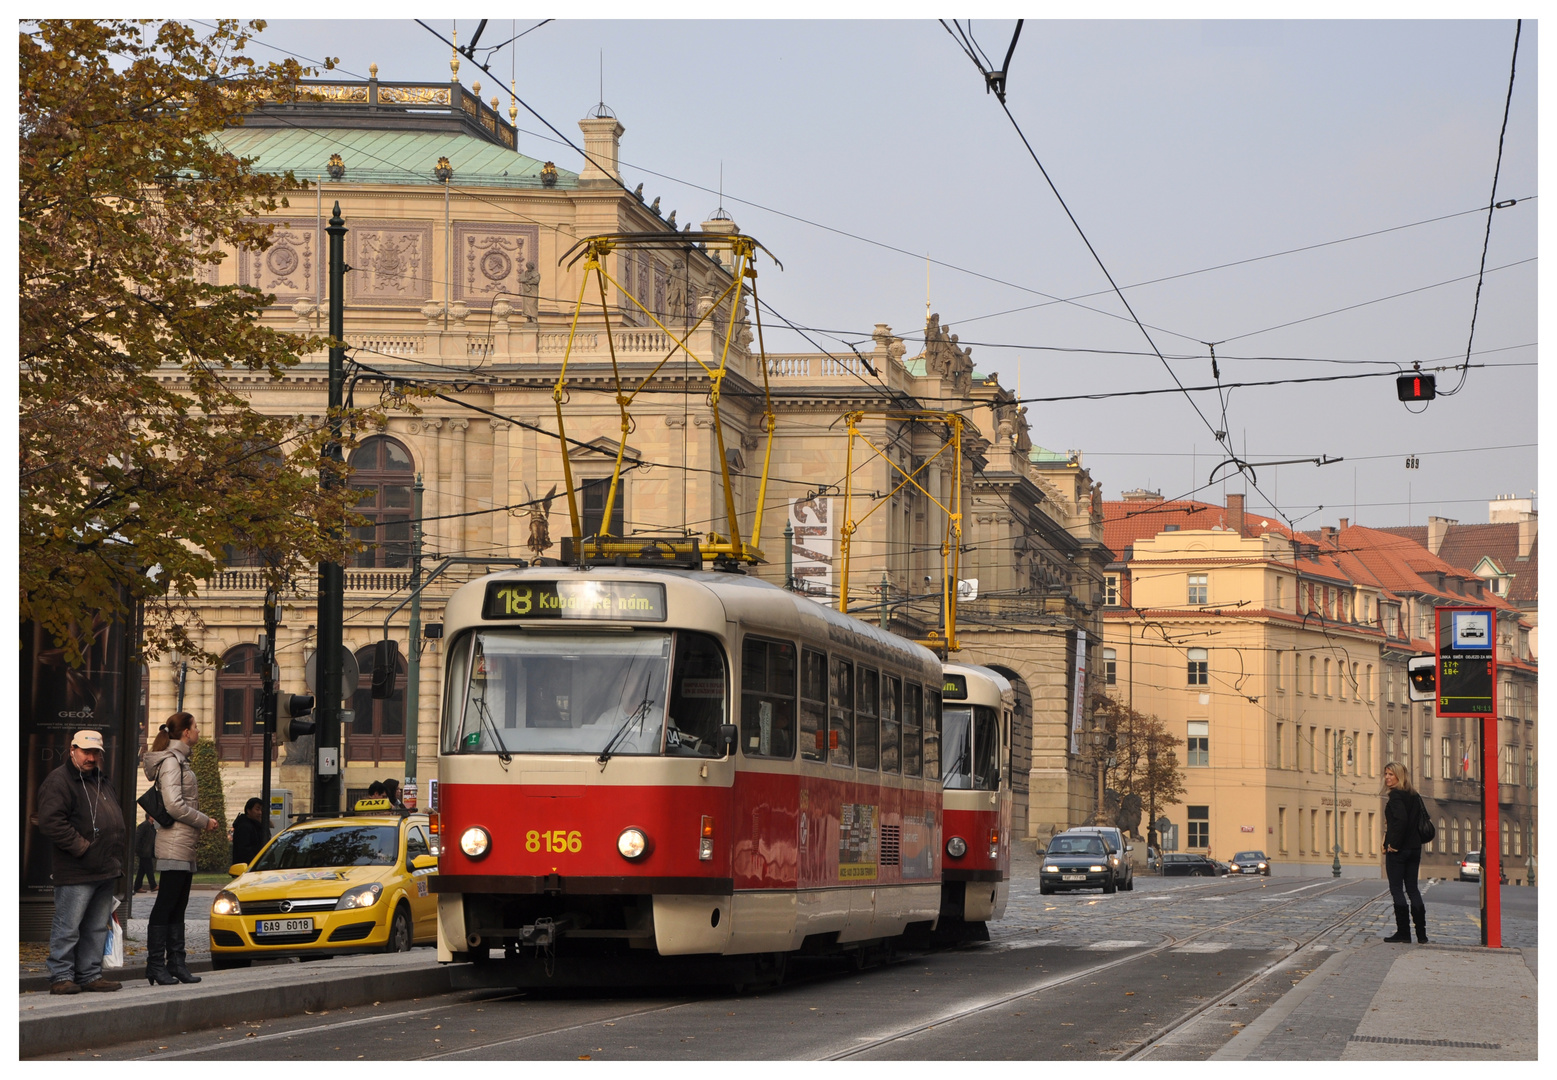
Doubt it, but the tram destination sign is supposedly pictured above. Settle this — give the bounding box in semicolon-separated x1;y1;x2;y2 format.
942;673;969;700
1435;607;1496;717
483;580;667;622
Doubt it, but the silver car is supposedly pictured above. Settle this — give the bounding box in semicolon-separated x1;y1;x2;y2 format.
1058;826;1135;891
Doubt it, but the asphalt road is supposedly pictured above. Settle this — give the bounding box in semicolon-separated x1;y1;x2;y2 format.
57;864;1534;1061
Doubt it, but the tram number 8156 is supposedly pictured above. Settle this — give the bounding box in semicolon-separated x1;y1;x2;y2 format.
527;829;584;853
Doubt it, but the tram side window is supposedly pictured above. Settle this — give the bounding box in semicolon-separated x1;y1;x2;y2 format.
942;705;973;789
924;688;942;779
741;637;796;759
800;648;828;762
880;675;902;773
856;667;879;770
667;632;727;757
829;657;854;768
972;705;1000;791
901;681;922;777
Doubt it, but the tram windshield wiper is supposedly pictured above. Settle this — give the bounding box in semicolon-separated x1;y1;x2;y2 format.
597;694;653;768
474;695;511;769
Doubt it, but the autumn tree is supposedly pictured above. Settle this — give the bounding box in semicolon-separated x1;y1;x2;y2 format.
20;20;364;663
1092;691;1188;844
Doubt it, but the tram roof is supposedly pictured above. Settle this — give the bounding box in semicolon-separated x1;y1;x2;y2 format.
451;565;942;678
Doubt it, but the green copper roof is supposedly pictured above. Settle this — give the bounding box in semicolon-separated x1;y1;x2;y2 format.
1029;445;1072;464
211;126;579;189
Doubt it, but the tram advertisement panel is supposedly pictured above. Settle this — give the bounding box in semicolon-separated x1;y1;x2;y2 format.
900;811;934;879
839;802;878;879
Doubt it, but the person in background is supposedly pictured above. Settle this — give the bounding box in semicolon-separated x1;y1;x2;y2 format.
142;712;220;986
365;780;386;800
382;778;405;809
36;729;126;994
231;797;269;868
1382;760;1428;944
134;811;158;893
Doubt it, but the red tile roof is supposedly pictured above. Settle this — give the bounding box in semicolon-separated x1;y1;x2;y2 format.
1377;521;1538;607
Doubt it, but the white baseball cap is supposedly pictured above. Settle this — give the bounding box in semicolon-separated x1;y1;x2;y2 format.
71;730;105;752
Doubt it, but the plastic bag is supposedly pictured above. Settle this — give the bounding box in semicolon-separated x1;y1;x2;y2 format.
104;900;124;969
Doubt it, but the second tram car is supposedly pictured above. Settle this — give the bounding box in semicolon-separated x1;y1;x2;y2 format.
937;663;1014;927
430;566;947;977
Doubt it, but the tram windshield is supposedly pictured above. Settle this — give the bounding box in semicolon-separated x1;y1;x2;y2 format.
941;704;1000;791
440;630;728;757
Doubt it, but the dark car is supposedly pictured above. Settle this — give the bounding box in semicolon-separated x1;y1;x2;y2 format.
1230;851;1271;875
1040;834;1117;894
1160;853;1222;877
1057;826;1135;891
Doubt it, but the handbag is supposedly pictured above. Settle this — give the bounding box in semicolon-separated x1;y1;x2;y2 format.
103;902;124;969
137;784;174;828
1414;794;1437;844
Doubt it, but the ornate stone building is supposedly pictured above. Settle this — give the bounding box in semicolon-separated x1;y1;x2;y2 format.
152;67;1112;842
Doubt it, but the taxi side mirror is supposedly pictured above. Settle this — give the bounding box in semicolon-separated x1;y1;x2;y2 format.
411;854;438;870
228;863;248;877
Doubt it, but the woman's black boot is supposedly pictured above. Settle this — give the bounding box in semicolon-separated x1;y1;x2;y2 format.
1383;904;1412;943
145;925;179;985
167;924;202;983
1412;905;1429;944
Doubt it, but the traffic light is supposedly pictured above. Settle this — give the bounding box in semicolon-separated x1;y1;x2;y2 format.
279;693;317;741
1397;373;1436;402
1406;655;1437;703
371;639;401;700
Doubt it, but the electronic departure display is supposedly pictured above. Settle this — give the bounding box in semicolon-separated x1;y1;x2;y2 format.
482;580;667;622
942;673;969;700
1435;607;1496;717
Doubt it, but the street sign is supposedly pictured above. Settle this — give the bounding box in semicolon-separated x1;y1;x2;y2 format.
1159;823;1178;852
304;646;361;702
1436;608;1495;717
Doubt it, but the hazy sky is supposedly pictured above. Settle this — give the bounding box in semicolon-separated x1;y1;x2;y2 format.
249;16;1539;533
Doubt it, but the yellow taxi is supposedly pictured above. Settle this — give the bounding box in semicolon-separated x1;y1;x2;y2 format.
208;800;438;968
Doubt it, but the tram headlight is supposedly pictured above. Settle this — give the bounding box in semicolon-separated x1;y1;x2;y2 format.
460;826;491;859
946;836;968;858
618;827;649;860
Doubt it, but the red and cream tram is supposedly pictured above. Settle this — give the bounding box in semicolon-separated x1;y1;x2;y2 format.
937;663;1014;929
430;566;946;978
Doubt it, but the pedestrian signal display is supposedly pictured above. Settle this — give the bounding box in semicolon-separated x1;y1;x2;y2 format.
1397;373;1436;402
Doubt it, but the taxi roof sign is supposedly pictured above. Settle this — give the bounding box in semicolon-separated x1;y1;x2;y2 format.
353;797;394;813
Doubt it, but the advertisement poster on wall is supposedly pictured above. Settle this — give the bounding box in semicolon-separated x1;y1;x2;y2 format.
1070;628;1087;755
788;496;833;599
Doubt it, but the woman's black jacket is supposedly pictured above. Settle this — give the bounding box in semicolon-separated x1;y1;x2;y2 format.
1384;789;1422;852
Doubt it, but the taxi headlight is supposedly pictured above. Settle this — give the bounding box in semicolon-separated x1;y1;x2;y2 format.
618;828;649;860
946;836;968;858
460;826;491;859
211;890;241;917
335;882;383;910
1090;865;1107;873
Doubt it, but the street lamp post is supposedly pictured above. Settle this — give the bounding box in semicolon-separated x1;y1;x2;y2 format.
1146;743;1159;856
1088;723;1110;826
1332;733;1355;878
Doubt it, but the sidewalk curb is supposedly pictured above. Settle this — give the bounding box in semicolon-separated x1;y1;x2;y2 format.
1211;945;1355;1060
20;960;451;1058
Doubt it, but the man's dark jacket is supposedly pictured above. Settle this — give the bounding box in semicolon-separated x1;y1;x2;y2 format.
231;814;269;867
134;818;158;860
36;758;127;885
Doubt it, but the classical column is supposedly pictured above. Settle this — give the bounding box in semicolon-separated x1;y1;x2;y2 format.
490;419;512;555
449;419;470;554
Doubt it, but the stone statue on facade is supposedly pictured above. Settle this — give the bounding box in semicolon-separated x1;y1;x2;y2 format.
519;261;541;321
519;483;557;558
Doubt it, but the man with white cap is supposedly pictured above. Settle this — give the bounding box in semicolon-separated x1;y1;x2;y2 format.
36;729;127;994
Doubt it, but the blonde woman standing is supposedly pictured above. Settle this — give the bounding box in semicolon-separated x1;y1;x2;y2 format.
1382;761;1428;944
141;713;220;985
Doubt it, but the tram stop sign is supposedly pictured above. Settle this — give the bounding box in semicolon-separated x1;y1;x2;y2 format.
1435;608;1495;717
304;645;362;703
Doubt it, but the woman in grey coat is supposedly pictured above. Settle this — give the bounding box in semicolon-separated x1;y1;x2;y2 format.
141;713;219;985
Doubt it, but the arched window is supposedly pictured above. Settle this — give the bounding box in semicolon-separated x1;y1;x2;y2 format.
348;435;414;568
346;643;405;762
1501;820;1510;856
1451;819;1460;853
1437;818;1446;855
216;644;274;764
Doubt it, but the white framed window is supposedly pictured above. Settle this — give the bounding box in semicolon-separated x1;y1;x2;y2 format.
1103;574;1119;605
1187;573;1208;605
1187;720;1209;766
1102;647;1117;685
1187;647;1208;686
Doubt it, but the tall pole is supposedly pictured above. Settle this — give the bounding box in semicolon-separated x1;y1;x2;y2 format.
783;521;793;590
1332;735;1343;878
259;588;279;833
403;475;424;807
315;201;347;818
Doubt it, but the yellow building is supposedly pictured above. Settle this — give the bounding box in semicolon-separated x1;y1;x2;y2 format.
148;67;1115;841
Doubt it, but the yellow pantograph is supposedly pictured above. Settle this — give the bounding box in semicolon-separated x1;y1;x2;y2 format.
553;231;781;566
837;409;965;654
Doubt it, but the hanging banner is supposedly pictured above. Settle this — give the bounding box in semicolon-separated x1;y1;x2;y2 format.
1070;628;1087;755
788;496;834;598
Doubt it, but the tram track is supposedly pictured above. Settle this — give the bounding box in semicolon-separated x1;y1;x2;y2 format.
820;876;1376;1060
